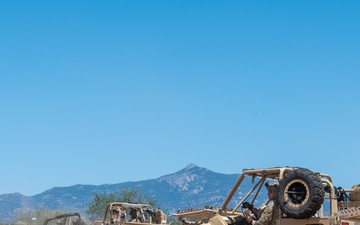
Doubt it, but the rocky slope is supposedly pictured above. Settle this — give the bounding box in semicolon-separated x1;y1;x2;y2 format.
0;164;258;223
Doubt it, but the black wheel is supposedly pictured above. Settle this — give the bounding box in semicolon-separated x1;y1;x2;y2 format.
277;168;324;219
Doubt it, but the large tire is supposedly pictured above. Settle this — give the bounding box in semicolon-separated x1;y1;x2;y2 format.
277;168;324;219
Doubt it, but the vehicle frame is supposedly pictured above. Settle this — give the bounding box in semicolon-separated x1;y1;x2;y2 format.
173;166;360;225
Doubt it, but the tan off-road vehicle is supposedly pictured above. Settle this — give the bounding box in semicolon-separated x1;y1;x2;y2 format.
44;213;88;225
173;166;360;225
93;202;167;225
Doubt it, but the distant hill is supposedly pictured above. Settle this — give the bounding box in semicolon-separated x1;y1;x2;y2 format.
0;164;263;223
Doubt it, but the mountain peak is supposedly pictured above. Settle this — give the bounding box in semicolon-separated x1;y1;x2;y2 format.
157;164;215;193
185;163;197;170
176;164;212;175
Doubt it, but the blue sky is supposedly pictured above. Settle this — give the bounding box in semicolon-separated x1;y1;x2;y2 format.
0;1;359;196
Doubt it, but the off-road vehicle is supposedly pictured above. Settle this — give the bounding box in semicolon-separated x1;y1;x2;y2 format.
44;213;88;225
93;202;167;225
173;166;360;225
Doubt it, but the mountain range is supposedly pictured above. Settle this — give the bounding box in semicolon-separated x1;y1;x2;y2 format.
0;164;262;223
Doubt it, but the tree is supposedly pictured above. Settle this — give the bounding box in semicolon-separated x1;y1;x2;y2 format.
87;187;158;220
13;207;65;225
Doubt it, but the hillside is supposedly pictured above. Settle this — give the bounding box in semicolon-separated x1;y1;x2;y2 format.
0;164;254;223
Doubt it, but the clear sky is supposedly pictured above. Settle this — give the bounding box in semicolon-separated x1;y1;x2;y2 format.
0;1;359;196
